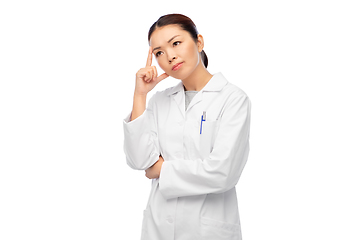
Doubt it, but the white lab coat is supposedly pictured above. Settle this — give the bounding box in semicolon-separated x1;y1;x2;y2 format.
123;72;251;240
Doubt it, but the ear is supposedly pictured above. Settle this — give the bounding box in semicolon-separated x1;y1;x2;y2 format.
197;34;204;52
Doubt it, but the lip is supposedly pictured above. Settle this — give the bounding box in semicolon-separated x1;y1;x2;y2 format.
172;62;184;71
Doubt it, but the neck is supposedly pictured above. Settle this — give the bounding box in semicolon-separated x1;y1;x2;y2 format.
182;64;213;91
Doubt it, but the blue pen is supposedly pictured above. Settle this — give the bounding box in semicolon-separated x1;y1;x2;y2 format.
200;111;206;134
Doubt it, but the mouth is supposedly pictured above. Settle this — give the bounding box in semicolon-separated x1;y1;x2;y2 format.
172;62;184;71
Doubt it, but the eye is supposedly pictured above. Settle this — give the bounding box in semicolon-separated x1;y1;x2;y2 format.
173;41;181;46
155;51;163;57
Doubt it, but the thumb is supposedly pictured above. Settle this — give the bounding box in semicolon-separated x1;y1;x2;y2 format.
155;73;169;83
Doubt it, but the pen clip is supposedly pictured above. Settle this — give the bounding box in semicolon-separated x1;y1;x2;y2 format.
200;111;206;134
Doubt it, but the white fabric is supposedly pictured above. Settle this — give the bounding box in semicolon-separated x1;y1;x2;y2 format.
123;72;251;240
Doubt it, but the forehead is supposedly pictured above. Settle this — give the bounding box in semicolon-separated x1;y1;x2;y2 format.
149;25;189;47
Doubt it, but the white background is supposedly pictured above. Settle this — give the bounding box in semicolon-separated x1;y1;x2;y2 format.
1;0;359;239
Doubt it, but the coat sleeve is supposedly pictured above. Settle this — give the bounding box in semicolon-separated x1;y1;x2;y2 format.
158;93;251;199
123;94;160;170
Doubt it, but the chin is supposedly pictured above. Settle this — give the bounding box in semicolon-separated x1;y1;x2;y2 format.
169;73;187;81
169;74;183;80
170;68;194;81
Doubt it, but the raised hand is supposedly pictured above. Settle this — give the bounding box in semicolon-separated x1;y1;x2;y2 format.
130;47;169;121
134;47;169;96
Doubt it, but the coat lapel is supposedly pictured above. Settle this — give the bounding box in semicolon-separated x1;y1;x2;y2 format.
185;72;228;111
167;73;229;116
168;82;185;118
185;92;203;112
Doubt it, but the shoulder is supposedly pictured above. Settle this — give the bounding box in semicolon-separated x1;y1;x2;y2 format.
225;82;248;98
222;84;251;113
217;73;250;102
217;76;251;117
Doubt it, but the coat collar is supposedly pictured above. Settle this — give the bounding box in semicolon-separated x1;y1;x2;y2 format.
167;72;228;96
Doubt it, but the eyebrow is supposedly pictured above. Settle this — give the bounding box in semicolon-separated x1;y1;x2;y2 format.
152;35;180;52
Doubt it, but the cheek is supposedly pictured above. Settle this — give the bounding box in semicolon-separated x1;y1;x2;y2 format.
157;59;168;70
157;58;172;74
184;44;199;63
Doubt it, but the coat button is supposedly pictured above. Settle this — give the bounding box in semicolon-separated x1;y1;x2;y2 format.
166;217;173;224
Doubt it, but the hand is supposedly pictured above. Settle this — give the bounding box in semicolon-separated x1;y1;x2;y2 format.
145;156;164;179
134;47;169;96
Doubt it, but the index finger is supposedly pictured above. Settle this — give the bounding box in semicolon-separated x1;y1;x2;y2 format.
146;46;153;67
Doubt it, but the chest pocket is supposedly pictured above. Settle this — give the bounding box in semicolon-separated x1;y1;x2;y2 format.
199;119;219;159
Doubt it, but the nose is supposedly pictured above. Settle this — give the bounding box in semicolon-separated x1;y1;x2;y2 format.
169;56;176;63
167;49;177;63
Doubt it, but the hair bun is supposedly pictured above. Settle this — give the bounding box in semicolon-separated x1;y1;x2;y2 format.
201;50;208;68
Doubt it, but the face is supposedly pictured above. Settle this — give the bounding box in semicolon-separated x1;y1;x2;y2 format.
149;25;204;80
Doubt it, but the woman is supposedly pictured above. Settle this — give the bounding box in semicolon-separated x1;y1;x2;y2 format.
123;14;251;240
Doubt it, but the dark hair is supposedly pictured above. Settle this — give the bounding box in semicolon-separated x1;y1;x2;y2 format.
148;14;208;68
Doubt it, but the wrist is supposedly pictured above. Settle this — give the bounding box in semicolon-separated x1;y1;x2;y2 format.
134;90;148;98
131;92;147;121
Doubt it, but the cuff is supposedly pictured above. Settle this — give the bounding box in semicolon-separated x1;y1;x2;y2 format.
158;161;175;199
123;110;147;135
